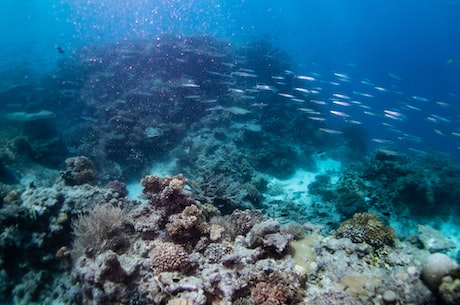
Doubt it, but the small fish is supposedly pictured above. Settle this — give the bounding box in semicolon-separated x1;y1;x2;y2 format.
295;75;316;81
332;100;351;107
434;129;448;136
330;110;350;118
298;108;316;113
398;133;421;143
433;100;452;108
411;95;429;102
346;120;362;125
251;102;268;107
363;111;378;116
384;110;405;119
404;104;422;111
229;88;245;93
334;72;348;79
307;116;326;121
374;86;388;92
378;149;402;156
310;99;327;105
360;79;375;86
181;83;200;88
333;93;350;100
293;87;310;94
231;71;258;78
200;99;218;103
319;128;343;134
278;93;295;99
184;95;200;99
256;84;278;92
353;91;374;98
371;138;394;144
448;58;460;65
387;72;405;81
55;46;64;54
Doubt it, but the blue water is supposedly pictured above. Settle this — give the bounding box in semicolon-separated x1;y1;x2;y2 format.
2;2;460;304
1;0;459;158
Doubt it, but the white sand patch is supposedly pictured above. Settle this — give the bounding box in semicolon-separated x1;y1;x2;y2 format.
149;157;178;176
439;221;460;256
266;158;342;203
127;183;145;201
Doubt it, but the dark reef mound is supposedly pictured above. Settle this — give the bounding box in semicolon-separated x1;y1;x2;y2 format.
39;34;355;183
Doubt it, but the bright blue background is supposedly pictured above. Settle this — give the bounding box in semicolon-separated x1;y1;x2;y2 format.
1;0;459;157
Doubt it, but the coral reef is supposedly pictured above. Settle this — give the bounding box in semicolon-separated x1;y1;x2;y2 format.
308;151;460;225
336;213;395;248
69;174;304;305
141;174;194;214
149;241;195;273
2;34;458;305
0;176;126;304
61;156;97;186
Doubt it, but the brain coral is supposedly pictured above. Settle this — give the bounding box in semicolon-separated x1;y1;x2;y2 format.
337;212;395;248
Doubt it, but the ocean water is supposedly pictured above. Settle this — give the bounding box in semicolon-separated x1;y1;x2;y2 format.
1;0;459;156
1;1;460;304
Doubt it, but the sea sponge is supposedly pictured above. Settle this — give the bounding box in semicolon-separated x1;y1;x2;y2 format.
421;253;458;290
337;213;395;248
149;242;193;273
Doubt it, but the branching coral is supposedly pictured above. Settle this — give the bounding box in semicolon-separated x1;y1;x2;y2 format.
190;172;242;212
